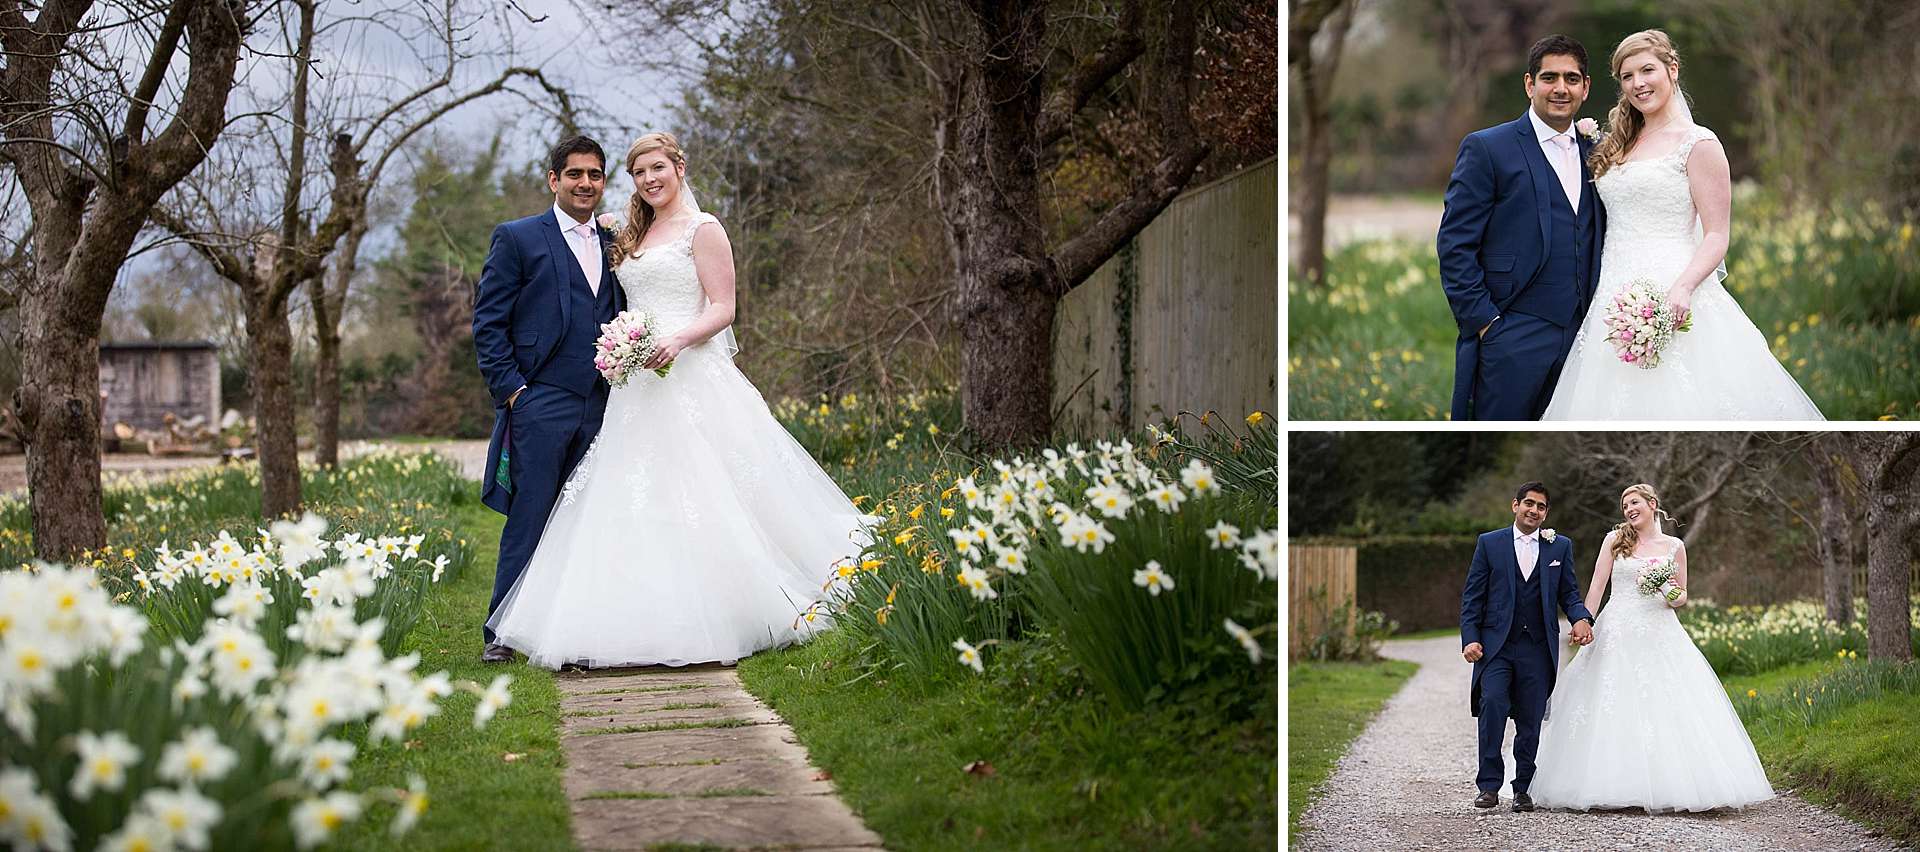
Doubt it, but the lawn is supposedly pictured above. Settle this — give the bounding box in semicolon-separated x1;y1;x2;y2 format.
738;629;1278;851
1284;660;1417;843
1288;194;1920;420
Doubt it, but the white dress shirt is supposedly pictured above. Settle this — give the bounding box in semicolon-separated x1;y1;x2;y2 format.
1512;525;1540;582
1528;107;1584;210
553;204;603;296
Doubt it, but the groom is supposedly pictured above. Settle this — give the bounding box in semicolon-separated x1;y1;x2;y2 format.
1460;482;1593;811
1438;35;1606;420
472;135;625;663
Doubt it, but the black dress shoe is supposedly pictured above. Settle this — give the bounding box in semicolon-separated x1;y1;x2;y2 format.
559;662;589;673
481;643;514;663
1511;792;1535;812
1473;791;1499;808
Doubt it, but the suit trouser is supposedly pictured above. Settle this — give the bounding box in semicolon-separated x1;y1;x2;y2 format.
484;380;608;643
1476;631;1553;794
1469;310;1579;420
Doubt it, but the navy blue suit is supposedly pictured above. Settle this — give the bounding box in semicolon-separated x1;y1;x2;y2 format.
1459;527;1592;795
472;209;625;643
1438;111;1606;420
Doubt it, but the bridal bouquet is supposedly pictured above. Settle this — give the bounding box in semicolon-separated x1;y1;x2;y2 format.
594;309;672;385
1602;279;1693;370
1636;557;1684;604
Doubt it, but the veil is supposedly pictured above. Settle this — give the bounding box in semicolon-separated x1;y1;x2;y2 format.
679;184;739;359
1669;86;1729;290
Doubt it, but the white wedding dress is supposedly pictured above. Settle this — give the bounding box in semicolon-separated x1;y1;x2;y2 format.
1529;539;1774;811
487;213;870;669
1542;125;1823;419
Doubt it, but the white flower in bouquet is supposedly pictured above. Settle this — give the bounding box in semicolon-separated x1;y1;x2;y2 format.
593;310;673;385
1635;557;1683;603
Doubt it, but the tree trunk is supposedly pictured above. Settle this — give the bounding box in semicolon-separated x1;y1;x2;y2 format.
246;297;303;517
308;218;362;468
14;292;107;558
1288;0;1354;286
1810;440;1854;623
949;0;1055;447
1852;432;1917;662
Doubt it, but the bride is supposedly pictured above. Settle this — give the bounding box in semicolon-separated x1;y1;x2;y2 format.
1528;483;1774;811
1542;30;1822;419
487;132;870;669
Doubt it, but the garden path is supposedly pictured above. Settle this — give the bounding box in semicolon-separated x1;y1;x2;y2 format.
1296;635;1906;851
555;664;885;851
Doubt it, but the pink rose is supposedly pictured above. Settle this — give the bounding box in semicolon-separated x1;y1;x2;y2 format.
1623;352;1637;362
628;328;642;341
1641;306;1654;318
595;357;610;370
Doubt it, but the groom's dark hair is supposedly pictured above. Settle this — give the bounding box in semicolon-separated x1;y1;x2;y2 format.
547;135;606;175
1527;35;1589;79
1514;481;1551;506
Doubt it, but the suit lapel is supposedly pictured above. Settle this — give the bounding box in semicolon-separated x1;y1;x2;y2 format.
542;216;596;328
1513;114;1554;251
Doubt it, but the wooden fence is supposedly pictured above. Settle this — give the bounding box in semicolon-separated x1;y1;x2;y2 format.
1052;156;1278;433
1289;544;1357;661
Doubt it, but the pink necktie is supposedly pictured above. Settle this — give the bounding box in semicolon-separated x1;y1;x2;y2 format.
571;222;601;295
1550;135;1580;209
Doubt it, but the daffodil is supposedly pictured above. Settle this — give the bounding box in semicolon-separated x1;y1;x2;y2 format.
1132;561;1175;596
952;639;983;674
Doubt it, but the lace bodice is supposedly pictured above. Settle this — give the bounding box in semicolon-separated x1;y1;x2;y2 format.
1600;541;1684;629
613;212;718;334
1591;126;1718;298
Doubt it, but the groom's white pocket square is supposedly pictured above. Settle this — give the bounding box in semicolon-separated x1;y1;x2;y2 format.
1549;560;1562;567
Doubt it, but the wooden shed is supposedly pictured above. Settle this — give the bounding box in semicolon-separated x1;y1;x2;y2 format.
99;341;221;432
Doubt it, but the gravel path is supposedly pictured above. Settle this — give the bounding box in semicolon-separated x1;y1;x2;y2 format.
1296;636;1910;851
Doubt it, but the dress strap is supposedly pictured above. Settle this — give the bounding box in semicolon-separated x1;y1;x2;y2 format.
681;212;718;242
1673;126;1717;172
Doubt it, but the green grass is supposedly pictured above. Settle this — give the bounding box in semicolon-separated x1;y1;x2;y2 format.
1735;661;1920;845
1288;197;1920;420
1722;658;1842;699
737;629;1277;851
331;498;573;850
1391;627;1458;641
1286;660;1418;844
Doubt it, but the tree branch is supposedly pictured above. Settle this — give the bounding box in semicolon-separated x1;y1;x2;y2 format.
121;0;195;147
1035;0;1144;150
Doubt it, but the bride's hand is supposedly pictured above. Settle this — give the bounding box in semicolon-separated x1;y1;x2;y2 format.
644;334;687;370
1664;284;1693;327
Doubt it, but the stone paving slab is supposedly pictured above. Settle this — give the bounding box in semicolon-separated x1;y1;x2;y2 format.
557;665;884;850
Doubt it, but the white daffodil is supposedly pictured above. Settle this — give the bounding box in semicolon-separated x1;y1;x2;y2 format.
212;583;274;628
157;726;238;786
1;638;57;693
952;638;984;674
14;792;74;852
1224;619;1264;663
1083;483;1134;519
290;792;363;850
474;675;513;729
300;739;357;790
1059;513;1116;554
956;566;998;601
1132;561;1175;596
391;775;429;837
428;554;450;583
1179;460;1221;496
992;546;1028;575
1243;529;1278;579
945;527;983;562
270;513;331;571
70;730;141;801
1143;482;1186;514
956;476;986;511
1206;520;1241;550
138;786;221;851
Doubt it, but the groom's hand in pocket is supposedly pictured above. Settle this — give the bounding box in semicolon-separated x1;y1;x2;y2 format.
1462;642;1483;662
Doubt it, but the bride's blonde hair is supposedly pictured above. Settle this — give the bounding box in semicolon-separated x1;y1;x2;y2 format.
610;132;687;261
1611;483;1674;559
1589;29;1687;179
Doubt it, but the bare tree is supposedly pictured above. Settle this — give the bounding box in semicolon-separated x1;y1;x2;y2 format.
1846;432;1917;662
1810;434;1860;623
1288;0;1355;287
0;0;250;557
1423;0;1564;187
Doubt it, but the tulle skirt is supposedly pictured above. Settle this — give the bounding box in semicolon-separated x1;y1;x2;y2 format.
486;340;871;669
1529;601;1774;811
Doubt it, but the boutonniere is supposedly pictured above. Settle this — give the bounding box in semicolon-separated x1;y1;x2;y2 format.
1575;118;1599;142
596;212;622;233
1541;528;1557;543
